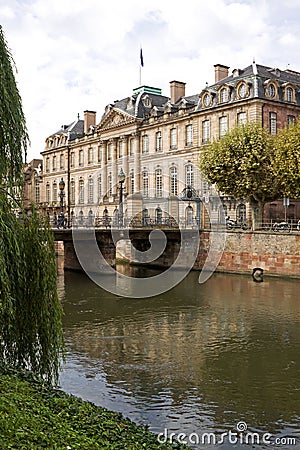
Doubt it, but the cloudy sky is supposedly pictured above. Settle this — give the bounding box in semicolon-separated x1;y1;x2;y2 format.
1;0;300;161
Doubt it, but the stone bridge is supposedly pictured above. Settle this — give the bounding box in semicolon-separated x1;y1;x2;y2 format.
53;228;197;271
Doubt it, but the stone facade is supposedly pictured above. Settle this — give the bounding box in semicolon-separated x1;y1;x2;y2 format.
31;61;300;226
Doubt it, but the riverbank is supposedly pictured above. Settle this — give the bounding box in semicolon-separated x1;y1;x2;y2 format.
0;366;188;449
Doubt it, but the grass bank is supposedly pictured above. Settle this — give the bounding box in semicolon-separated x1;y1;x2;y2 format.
0;367;189;449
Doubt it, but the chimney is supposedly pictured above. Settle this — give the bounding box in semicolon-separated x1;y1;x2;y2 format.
170;81;186;104
84;110;96;134
214;64;230;83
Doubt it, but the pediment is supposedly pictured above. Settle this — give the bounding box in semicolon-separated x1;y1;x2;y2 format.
97;108;137;131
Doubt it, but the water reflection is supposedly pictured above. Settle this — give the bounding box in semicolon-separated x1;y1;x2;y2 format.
59;266;300;449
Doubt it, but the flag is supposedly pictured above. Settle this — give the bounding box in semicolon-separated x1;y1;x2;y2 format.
140;48;144;67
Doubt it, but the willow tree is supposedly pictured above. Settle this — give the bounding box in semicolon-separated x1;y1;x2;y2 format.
199;123;281;229
272;119;300;199
0;26;64;384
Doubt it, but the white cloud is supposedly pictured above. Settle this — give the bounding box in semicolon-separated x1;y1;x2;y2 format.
1;0;300;160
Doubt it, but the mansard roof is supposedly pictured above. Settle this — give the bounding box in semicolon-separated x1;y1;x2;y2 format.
48;119;84;141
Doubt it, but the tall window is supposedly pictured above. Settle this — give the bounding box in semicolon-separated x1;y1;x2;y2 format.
88;177;94;203
108;143;113;160
156;131;162;152
185;164;194;187
119;140;124;158
97;174;102;199
46;157;50;173
52;155;57;171
237;112;247;126
46;183;50;203
170;166;178;195
287;115;295;127
202;120;210;144
88;147;93;164
186;124;193;146
129;138;134;156
219;116;228;137
155;168;162;198
70;180;75;204
170;128;177;149
53;182;57;203
79;149;84;166
70;152;75;168
108;173;112;197
269;112;277;135
142;170;149;197
220;87;228;103
98;145;102;164
79;179;84;204
60;153;64;170
130;169;135;194
142;135;149;154
35;181;40;203
286;87;293;102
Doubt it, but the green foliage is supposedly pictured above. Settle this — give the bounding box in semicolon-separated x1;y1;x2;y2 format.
0;25;28;189
0;26;63;384
273;119;300;199
0;197;64;384
199;123;280;204
0;368;189;449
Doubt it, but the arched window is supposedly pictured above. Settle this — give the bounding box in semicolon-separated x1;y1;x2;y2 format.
142;170;149;197
88;177;94;203
220;87;228;103
142;208;149;226
46;183;50;203
79;179;84;204
170;166;178;195
155;168;162;197
70;179;75;204
286;87;293;102
53;182;57;203
186;205;193;226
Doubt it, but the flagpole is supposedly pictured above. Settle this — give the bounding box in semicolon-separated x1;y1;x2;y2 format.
139;47;144;86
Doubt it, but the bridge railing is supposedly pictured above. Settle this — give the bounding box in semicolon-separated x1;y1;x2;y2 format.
52;215;202;230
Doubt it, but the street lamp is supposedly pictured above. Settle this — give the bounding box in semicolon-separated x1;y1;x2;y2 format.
57;178;65;228
118;168;126;227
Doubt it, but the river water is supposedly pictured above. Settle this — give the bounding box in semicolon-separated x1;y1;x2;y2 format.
58;265;300;449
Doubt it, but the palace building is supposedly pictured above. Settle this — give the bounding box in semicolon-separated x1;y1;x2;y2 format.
36;61;300;227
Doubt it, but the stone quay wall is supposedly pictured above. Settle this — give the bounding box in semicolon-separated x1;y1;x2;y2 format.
196;231;300;278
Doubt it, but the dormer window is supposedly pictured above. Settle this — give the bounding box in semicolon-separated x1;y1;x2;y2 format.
164;101;172;113
143;95;152;107
268;83;276;98
220;87;229;103
203;93;211;107
237;82;248;99
286;86;294;103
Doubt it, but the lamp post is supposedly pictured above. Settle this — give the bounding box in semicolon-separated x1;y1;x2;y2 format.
57;178;65;228
118;168;126;227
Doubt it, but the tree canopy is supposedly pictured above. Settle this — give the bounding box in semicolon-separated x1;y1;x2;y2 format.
0;25;64;384
199;123;282;228
0;26;28;189
272;119;300;199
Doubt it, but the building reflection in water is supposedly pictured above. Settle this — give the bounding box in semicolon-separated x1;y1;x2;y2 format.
58;265;300;445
